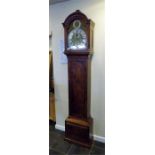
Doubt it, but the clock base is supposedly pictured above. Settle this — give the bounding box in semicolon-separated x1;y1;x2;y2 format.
64;137;93;148
65;117;93;148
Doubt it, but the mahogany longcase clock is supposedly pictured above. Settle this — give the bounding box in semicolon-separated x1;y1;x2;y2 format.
63;10;95;148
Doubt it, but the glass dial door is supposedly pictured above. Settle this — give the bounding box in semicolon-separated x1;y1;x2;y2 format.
68;20;87;50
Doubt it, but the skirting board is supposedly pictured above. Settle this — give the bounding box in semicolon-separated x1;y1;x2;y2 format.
55;124;105;143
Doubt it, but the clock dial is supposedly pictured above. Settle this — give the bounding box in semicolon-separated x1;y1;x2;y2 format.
67;20;87;50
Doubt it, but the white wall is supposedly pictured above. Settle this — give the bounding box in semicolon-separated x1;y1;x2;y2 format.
49;0;105;139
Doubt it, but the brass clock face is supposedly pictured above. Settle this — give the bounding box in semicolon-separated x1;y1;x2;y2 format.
68;20;87;50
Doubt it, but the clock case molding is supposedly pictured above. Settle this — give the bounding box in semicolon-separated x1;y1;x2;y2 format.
63;10;95;148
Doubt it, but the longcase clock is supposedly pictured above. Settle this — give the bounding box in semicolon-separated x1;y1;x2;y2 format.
63;10;95;148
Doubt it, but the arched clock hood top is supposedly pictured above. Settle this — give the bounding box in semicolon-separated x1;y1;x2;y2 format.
62;10;94;27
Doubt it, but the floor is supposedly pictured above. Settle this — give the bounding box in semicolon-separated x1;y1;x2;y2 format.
49;121;105;155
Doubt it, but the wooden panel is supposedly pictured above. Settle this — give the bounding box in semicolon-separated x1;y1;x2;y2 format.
65;122;89;143
49;93;56;121
49;51;52;70
49;51;54;92
66;117;89;126
68;57;88;118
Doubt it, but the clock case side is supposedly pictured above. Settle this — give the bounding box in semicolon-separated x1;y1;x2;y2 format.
62;10;95;54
